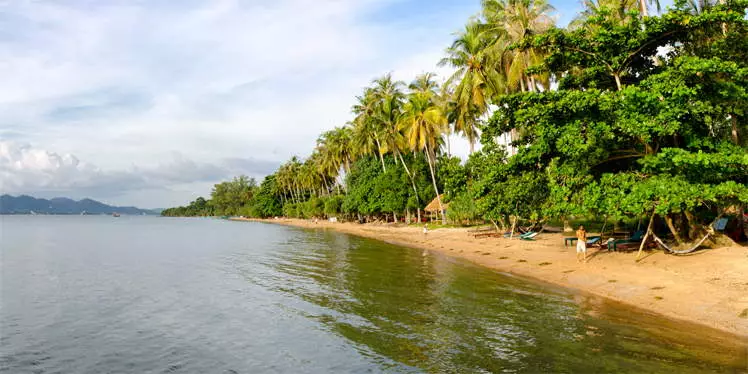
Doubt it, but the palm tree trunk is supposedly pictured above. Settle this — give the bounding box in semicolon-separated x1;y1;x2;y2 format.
425;145;445;224
639;0;649;17
397;152;421;209
373;136;386;172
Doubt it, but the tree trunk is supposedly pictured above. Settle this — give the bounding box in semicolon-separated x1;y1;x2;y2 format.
664;214;684;245
731;115;740;145
374;136;386;172
613;73;622;91
490;219;500;232
397;152;421;211
322;175;330;196
683;210;702;241
563;218;573;233
393;211;398;223
424;145;445;224
636;210;657;261
509;129;518;156
417;207;421;224
639;0;648;17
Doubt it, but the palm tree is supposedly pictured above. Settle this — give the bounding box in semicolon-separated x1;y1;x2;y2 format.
317;127;354;189
483;0;554;93
440;21;503;154
399;88;448;224
571;0;640;27
351;88;388;171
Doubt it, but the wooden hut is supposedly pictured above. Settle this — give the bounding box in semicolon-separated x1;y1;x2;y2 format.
424;194;449;222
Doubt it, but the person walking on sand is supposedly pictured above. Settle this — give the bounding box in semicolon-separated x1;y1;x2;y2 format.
576;225;587;263
423;224;428;236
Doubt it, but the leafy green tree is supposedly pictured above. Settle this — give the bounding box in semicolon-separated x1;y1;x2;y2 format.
482;0;748;242
250;175;283;218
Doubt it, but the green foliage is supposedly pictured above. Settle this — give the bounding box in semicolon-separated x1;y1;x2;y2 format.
478;0;748;239
250;175;283;218
209;176;257;216
338;154;438;219
283;203;301;218
324;195;344;216
301;197;324;218
446;191;480;224
161;196;213;217
437;156;468;201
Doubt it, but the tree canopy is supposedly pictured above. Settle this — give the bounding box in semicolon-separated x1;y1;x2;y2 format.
163;0;746;244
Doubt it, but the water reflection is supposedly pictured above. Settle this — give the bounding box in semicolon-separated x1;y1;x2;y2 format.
258;229;746;373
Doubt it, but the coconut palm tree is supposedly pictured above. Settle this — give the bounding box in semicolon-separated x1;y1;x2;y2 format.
351;88;388;171
440;21;503;154
483;0;554;93
399;87;448;224
317;127;354;189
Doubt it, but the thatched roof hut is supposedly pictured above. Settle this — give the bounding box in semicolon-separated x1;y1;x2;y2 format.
424;194;448;212
424;195;449;222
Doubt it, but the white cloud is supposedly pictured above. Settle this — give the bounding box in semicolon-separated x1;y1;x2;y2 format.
0;0;480;206
0;140;277;207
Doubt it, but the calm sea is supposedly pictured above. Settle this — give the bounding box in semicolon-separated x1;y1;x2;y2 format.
1;216;745;373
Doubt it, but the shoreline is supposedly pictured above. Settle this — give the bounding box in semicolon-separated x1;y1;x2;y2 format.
232;217;748;341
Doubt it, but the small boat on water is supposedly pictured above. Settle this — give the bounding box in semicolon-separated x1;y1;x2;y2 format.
112;213;120;217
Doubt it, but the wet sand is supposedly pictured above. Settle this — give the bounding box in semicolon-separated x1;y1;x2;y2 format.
233;217;748;340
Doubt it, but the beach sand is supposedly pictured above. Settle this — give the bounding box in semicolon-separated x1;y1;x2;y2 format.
233;217;748;339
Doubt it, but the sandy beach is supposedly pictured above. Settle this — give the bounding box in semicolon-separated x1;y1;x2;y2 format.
232;217;748;340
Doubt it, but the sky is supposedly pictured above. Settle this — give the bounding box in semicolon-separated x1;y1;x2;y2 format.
0;0;583;208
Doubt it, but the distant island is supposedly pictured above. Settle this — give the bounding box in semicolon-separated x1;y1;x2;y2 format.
0;195;160;215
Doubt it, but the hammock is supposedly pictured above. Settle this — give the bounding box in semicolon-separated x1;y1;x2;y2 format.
652;232;712;255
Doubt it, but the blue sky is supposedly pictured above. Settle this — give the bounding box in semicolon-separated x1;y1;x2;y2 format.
0;0;584;208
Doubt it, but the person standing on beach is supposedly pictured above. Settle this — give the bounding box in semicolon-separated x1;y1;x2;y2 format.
576;225;587;262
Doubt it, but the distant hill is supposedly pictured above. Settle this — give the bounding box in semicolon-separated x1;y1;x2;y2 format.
0;195;158;215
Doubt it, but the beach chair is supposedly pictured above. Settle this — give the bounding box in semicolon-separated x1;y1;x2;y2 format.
502;231;537;239
586;237;601;248
610;230;644;251
519;232;538;240
565;235;601;247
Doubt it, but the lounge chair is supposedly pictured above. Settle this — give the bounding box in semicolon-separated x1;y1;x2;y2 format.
586;237;601;247
520;232;538;240
564;235;601;246
502;231;537;239
610;230;645;251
